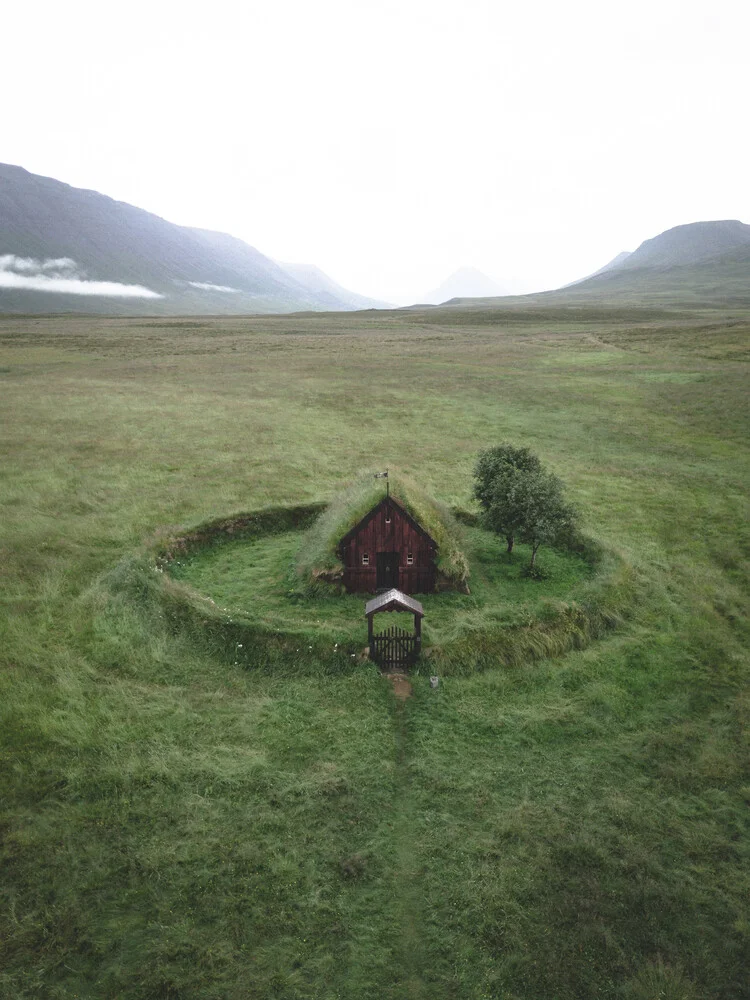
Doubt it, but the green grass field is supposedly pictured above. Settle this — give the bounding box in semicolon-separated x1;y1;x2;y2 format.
1;304;748;998
167;524;594;649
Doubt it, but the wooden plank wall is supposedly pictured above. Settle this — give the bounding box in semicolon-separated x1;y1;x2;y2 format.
342;502;436;593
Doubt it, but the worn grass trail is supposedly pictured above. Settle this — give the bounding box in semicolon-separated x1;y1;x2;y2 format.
388;680;427;1000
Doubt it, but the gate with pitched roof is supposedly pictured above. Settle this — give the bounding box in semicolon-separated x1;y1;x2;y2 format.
365;588;424;670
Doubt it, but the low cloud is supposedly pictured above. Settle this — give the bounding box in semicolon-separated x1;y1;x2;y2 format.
7;255;78;274
0;254;163;298
187;281;239;293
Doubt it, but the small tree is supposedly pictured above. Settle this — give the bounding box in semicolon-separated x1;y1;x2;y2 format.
510;469;577;569
474;446;577;569
473;444;542;553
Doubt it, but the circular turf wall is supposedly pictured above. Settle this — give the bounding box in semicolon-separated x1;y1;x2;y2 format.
104;503;643;676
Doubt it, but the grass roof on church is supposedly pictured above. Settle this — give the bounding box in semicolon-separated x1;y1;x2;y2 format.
295;471;470;591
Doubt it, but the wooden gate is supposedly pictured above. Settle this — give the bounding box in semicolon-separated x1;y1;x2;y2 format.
371;625;419;669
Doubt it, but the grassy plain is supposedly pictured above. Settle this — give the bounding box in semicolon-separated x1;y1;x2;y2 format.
168;525;593;649
1;303;749;999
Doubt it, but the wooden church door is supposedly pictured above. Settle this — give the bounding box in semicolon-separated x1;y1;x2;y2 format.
376;552;399;591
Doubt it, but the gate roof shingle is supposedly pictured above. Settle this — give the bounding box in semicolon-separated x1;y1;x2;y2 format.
365;588;424;618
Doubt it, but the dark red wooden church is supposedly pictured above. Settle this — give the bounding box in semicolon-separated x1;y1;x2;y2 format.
338;496;437;594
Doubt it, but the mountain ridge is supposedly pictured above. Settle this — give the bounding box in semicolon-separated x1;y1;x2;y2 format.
275;261;389;310
554;219;750;303
421;266;508;305
0;163;377;315
564;250;633;287
428;220;750;309
614;219;750;271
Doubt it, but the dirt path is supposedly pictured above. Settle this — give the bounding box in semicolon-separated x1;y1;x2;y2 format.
385;671;413;701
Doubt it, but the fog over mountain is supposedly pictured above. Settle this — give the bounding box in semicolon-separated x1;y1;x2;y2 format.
0;164;379;315
275;261;389;310
612;220;750;271
564;251;633;287
430;220;750;309
558;220;750;301
420;266;509;305
3;163;749;316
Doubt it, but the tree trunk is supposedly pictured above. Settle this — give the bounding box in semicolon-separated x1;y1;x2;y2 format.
530;543;540;569
506;535;514;554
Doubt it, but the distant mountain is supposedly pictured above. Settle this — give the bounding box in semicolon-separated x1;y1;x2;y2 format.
557;220;750;304
421;266;508;304
565;250;633;287
613;220;750;271
419;220;750;312
0;164;376;315
276;261;389;310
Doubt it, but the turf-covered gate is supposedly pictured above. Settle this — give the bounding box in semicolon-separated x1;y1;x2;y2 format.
365;589;423;669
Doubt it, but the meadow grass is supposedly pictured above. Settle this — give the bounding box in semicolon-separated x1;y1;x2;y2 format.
0;305;748;998
165;520;596;653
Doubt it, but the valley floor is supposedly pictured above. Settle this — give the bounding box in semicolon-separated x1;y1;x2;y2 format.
1;305;748;998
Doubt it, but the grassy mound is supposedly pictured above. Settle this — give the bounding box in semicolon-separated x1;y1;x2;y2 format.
294;470;470;593
96;500;642;677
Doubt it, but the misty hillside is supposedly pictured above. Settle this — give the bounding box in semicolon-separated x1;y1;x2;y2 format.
555;220;750;303
613;220;750;271
435;221;750;310
565;250;633;287
421;266;508;304
0;164;375;315
276;261;389;310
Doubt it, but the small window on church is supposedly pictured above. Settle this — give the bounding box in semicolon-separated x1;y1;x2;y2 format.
362;553;369;565
407;552;414;565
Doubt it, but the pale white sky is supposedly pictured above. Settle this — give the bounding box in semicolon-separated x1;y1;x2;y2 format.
4;0;749;304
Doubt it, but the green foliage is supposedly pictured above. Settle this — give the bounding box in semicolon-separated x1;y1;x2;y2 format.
520;562;550;580
507;467;577;566
474;444;578;566
294;470;470;593
472;442;542;510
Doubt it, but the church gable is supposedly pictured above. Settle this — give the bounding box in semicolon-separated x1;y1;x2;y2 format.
339;496;437;594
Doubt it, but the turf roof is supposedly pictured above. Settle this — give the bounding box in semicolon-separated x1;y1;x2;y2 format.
295;471;470;592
